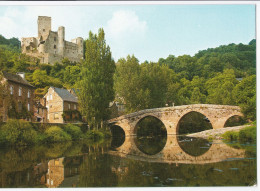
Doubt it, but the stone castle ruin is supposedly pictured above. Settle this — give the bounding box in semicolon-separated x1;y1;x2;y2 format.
21;16;84;64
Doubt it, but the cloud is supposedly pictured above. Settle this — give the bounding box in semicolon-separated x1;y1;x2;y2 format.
104;10;147;61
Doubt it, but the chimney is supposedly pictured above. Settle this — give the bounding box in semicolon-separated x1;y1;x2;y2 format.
17;72;25;79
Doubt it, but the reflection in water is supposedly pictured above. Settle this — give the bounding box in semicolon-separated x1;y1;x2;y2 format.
0;135;257;188
177;136;212;157
110;125;125;149
134;136;167;155
134;116;167;155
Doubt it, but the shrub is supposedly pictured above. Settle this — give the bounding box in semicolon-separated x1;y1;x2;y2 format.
85;130;104;140
0;119;37;145
44;126;72;143
63;124;83;140
238;125;256;143
222;131;239;142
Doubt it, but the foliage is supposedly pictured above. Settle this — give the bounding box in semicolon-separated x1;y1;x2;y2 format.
222;123;256;143
238;125;256;143
63;124;84;140
114;55;177;112
222;131;239;142
78;29;116;128
44;126;72;143
85;130;105;140
0;119;37;145
62;110;82;122
233;75;256;121
206;69;237;105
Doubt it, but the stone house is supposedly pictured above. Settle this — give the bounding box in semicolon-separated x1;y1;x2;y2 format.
43;87;80;123
21;16;84;65
34;100;48;123
0;71;35;122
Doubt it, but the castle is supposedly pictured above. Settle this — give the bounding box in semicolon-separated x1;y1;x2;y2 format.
21;16;84;64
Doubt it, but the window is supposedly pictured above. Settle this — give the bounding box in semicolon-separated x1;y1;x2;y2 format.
54;113;59;119
74;104;76;110
68;103;71;110
10;86;14;95
54;45;56;49
54;37;56;41
27;103;30;111
50;94;52;100
18;102;22;112
18;87;22;96
28;90;30;98
43;29;45;32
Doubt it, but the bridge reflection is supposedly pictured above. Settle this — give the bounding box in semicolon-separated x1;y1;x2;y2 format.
108;135;246;164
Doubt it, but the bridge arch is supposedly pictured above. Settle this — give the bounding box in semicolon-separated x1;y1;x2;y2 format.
223;113;244;127
176;111;213;135
133;114;167;135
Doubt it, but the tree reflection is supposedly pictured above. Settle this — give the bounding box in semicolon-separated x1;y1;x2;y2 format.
134;116;167;155
177;136;212;157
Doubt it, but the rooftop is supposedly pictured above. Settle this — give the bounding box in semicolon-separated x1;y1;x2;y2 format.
2;71;34;88
52;87;78;103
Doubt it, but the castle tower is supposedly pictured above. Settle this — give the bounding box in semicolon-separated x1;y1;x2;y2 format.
58;26;65;56
38;16;51;41
72;37;84;59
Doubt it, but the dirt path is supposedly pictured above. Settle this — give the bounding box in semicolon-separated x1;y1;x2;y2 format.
186;125;250;140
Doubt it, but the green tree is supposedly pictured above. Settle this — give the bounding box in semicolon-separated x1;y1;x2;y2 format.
78;29;115;128
114;55;150;112
206;69;237;105
233;75;256;121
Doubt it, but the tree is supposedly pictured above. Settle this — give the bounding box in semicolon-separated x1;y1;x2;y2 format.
206;69;237;105
233;75;256;121
114;55;149;112
78;29;115;128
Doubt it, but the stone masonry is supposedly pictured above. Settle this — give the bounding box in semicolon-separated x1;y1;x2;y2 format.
21;16;83;65
108;104;243;136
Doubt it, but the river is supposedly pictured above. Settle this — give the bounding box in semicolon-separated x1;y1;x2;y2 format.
0;134;256;187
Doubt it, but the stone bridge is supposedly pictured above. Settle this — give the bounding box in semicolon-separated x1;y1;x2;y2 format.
108;104;243;136
108;136;246;164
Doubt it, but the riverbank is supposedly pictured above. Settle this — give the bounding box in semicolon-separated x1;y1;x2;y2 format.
186;125;251;140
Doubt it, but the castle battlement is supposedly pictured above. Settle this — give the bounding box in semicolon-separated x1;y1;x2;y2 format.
21;16;83;65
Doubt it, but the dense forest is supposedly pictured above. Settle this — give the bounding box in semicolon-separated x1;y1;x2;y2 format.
0;34;256;121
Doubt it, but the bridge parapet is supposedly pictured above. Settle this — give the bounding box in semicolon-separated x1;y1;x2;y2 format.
108;104;241;123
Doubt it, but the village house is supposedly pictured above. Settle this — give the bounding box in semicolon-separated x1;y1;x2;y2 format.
43;87;80;123
0;71;35;122
34;100;48;123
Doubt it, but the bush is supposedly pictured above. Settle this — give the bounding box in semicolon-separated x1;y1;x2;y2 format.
222;124;256;143
44;126;72;143
63;124;83;140
0;119;37;145
85;130;104;140
238;125;256;143
222;131;239;142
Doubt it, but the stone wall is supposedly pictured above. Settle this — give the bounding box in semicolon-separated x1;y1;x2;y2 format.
1;79;35;122
44;88;64;123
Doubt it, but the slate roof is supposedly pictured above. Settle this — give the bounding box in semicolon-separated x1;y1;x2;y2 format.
2;71;34;88
52;87;78;103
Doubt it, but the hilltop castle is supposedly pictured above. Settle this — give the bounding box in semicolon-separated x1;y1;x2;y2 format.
21;16;83;64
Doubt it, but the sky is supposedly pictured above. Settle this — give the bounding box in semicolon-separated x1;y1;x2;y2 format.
0;4;256;63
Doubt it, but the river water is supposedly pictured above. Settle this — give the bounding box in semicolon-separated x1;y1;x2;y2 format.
0;135;256;188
